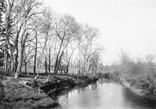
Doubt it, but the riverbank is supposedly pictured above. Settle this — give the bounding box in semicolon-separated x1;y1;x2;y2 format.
0;77;59;109
120;78;144;97
39;74;99;99
120;75;156;101
0;73;99;109
104;72;156;101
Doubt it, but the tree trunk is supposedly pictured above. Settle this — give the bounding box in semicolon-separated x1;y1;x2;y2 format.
54;51;64;75
4;16;9;72
54;47;63;74
14;32;19;72
15;8;27;78
33;34;37;73
10;55;14;72
3;0;14;72
45;57;48;74
48;47;51;73
33;53;37;74
54;37;65;75
14;51;18;72
4;44;8;72
24;62;27;74
15;43;24;78
66;63;69;74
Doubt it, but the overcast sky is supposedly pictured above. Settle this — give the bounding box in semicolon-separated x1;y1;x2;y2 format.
42;0;156;65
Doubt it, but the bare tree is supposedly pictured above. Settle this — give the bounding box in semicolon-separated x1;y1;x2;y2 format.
89;50;100;74
53;14;81;75
14;0;40;78
0;0;6;68
3;0;14;72
79;25;99;74
0;0;6;33
64;32;85;74
30;15;42;74
23;44;34;74
36;7;53;74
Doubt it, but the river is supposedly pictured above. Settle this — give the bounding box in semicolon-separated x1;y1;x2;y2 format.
54;79;156;109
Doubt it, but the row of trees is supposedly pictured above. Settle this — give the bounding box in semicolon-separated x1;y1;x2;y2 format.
114;52;156;77
0;0;103;78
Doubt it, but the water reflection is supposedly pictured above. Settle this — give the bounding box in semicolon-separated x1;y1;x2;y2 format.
55;79;156;109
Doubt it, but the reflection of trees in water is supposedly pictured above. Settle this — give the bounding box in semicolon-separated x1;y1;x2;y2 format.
91;82;98;90
53;103;62;109
122;88;156;109
76;85;100;108
65;93;68;99
76;82;98;93
58;88;74;98
77;82;100;108
77;86;87;94
57;82;100;109
59;83;96;98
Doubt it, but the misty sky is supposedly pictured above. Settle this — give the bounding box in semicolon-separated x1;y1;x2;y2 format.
42;0;156;65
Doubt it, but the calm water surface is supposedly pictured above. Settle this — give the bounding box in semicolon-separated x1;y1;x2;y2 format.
55;79;156;109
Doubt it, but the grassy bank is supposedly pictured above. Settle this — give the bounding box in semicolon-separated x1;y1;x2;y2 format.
0;73;99;109
120;74;156;101
102;71;156;101
0;77;58;109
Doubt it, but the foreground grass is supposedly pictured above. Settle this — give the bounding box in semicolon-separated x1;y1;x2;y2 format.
0;73;99;109
0;76;58;109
